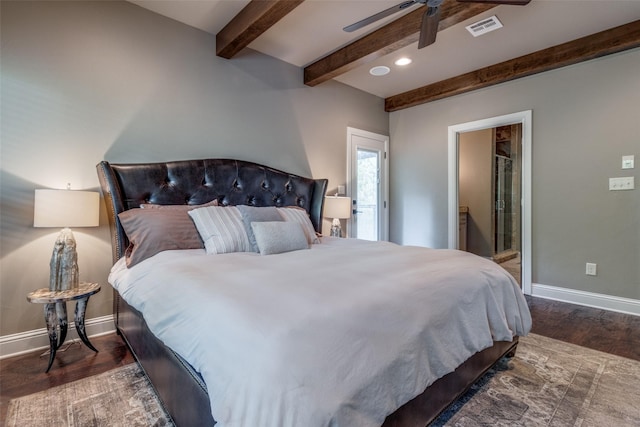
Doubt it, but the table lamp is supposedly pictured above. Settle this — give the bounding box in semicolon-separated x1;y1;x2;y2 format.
324;195;352;238
34;187;100;291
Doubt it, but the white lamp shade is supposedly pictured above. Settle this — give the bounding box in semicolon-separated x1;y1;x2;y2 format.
324;196;352;219
34;189;100;228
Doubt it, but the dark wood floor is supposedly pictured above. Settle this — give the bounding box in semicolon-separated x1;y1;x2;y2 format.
1;296;639;424
526;295;640;361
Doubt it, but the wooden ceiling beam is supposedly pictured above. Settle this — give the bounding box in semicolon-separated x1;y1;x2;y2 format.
216;0;305;59
304;1;496;87
385;20;640;112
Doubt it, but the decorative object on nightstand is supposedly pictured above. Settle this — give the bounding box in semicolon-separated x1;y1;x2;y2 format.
33;186;99;291
27;282;101;372
324;195;352;238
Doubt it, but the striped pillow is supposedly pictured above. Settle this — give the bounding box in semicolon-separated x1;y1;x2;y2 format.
277;207;320;244
188;206;251;254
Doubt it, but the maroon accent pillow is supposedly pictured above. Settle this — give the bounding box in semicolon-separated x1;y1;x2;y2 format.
118;208;204;267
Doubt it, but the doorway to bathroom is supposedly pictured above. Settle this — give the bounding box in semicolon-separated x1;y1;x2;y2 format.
448;111;532;294
458;125;522;282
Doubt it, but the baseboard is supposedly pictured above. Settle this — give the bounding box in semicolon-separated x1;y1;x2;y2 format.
0;315;115;359
532;283;640;316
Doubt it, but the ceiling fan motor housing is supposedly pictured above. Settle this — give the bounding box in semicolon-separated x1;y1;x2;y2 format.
345;0;530;48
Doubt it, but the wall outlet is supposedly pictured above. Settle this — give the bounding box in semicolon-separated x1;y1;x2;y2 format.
586;262;597;276
337;185;346;195
609;177;635;191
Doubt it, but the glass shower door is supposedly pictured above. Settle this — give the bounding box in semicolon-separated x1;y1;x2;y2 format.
495;156;513;254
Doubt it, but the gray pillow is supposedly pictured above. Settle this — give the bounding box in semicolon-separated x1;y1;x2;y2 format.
251;221;309;255
237;205;283;252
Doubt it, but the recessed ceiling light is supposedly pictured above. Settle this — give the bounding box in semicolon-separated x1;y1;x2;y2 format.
369;66;390;76
395;57;412;66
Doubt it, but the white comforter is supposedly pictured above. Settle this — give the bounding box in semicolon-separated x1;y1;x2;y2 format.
109;238;531;427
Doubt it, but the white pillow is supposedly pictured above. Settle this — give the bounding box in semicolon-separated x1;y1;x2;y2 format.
251;222;309;255
277;207;320;244
188;206;251;254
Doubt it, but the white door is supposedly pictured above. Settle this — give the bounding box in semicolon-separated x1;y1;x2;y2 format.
347;127;389;241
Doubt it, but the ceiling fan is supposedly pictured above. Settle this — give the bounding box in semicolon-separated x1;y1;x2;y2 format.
343;0;531;49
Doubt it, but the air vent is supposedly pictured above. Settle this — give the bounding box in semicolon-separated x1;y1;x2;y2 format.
465;15;503;37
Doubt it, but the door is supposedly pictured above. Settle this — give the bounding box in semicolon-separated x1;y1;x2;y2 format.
347;127;389;241
493;154;519;254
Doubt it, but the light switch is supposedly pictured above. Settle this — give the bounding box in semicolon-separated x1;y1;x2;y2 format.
622;155;634;169
609;177;635;191
338;185;346;195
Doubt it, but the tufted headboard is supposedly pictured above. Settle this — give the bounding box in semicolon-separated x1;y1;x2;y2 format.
97;158;328;263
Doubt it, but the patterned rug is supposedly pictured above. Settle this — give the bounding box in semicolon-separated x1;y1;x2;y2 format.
6;334;640;426
432;333;640;426
5;363;174;427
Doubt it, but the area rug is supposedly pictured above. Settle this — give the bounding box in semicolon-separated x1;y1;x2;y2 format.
5;363;174;427
6;334;640;426
432;333;640;426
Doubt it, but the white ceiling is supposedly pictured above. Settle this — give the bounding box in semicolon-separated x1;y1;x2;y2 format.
130;0;640;98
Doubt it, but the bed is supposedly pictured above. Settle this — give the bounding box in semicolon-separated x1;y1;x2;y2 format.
97;158;531;427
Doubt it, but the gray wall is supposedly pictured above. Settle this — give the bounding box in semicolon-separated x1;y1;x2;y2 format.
459;129;493;258
390;48;640;300
0;1;388;337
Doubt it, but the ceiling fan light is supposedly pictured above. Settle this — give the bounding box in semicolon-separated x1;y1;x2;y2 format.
395;57;412;66
369;66;391;76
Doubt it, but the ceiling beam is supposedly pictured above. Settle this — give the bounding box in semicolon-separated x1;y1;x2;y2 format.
385;19;640;112
304;1;496;87
216;0;305;59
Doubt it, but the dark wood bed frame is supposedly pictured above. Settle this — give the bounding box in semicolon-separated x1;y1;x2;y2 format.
97;158;518;427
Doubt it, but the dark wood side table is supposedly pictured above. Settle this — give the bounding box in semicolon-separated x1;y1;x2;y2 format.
26;282;101;372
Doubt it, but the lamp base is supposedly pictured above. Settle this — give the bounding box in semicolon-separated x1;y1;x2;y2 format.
330;218;343;238
49;228;79;291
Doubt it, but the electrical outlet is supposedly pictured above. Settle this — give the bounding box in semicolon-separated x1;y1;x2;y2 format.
586;263;597;276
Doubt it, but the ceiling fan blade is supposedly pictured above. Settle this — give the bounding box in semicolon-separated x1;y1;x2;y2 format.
418;6;440;49
456;0;531;5
343;0;418;33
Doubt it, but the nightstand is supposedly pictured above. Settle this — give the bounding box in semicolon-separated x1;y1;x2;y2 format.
26;282;101;372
